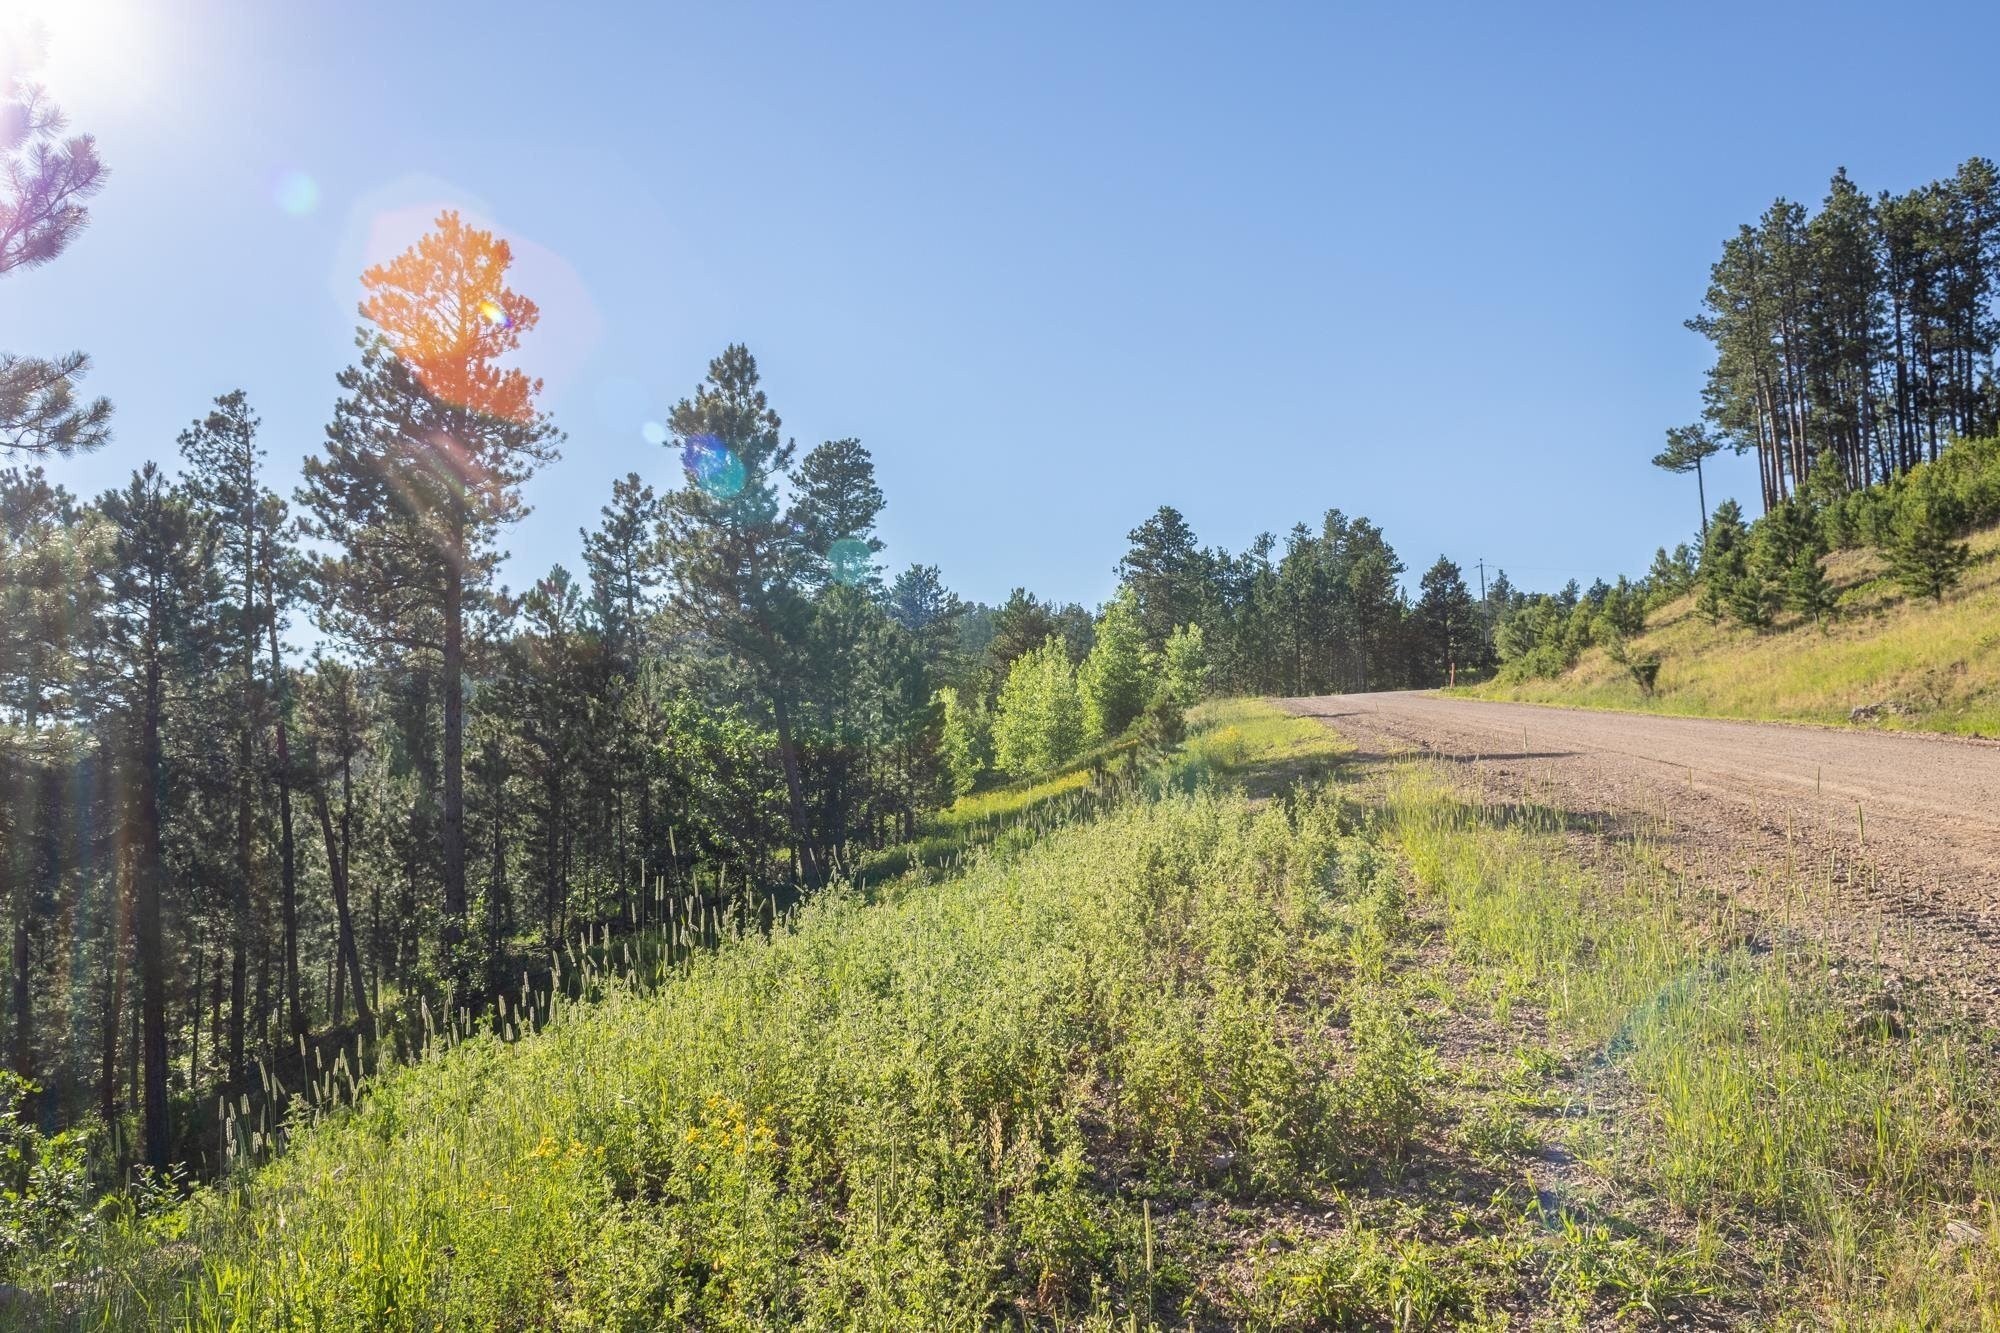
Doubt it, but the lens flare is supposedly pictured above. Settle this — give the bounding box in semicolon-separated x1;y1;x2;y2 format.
827;537;874;585
477;299;511;329
681;434;746;499
641;421;668;446
275;170;320;216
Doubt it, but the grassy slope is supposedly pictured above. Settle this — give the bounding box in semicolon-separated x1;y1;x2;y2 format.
1465;524;2000;736
34;701;2000;1329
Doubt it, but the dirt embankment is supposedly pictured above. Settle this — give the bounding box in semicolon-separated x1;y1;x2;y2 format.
1287;691;2000;1018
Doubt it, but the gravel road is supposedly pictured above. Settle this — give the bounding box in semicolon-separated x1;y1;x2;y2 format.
1285;692;2000;1014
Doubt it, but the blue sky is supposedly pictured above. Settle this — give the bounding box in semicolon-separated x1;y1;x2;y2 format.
6;0;1997;607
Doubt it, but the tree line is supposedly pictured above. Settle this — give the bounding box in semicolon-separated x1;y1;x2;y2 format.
1661;159;2000;520
1496;433;1999;688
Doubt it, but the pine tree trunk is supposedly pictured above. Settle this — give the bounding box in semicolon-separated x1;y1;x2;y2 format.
312;782;370;1028
187;945;201;1090
100;849;128;1129
230;679;253;1093
770;690;817;884
441;547;468;984
267;589;303;1039
1694;457;1709;547
137;650;171;1170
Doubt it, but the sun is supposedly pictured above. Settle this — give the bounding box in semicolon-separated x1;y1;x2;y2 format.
2;0;164;116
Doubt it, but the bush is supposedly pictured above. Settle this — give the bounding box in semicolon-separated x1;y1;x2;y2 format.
1604;634;1662;695
0;1073;99;1284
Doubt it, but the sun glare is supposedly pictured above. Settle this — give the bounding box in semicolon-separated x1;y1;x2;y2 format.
3;0;163;114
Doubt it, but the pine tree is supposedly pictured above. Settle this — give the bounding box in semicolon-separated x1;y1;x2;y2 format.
1698;500;1751;623
0;469;105;1094
887;565;965;677
1784;551;1838;627
1652;424;1721;543
299;213;559;987
579;473;665;888
1344;523;1405;691
179;389;302;1074
792;438;885;591
1761;498;1836;626
97;465;224;1168
655;345;819;879
1722;556;1775;629
1414;557;1477;685
581;473;664;666
986;589;1059;684
1886;474;1971;602
0;65;110;456
1644;544;1697;603
498;568;597;944
1118;506;1205;652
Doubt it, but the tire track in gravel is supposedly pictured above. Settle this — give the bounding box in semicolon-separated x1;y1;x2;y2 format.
1284;691;2000;1018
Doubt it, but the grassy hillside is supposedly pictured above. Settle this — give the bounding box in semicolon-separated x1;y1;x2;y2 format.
1467;524;2000;735
24;702;2000;1328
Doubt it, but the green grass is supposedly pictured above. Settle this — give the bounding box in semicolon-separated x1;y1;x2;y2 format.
846;737;1141;887
1386;767;2000;1327
29;700;2000;1329
1464;524;2000;735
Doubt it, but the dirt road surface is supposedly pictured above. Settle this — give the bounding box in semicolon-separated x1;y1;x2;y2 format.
1286;692;2000;1016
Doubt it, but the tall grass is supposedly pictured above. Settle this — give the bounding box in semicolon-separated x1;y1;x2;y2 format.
51;777;1416;1329
1387;766;2000;1326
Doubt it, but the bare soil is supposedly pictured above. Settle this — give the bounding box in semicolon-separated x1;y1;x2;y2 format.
1285;691;2000;1020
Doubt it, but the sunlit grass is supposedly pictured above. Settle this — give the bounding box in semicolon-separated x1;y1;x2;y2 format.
36;700;2000;1328
1466;524;2000;735
1386;763;2000;1326
936;761;1099;828
54;745;1380;1328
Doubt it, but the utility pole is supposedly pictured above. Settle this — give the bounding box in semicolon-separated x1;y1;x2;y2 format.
1475;557;1487;601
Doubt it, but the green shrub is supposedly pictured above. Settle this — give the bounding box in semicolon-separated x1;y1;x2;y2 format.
0;1073;99;1284
1245;1227;1481;1331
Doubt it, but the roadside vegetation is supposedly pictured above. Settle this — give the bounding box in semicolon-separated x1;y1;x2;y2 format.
1469;522;2000;734
1476;435;2000;735
9;700;1997;1328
